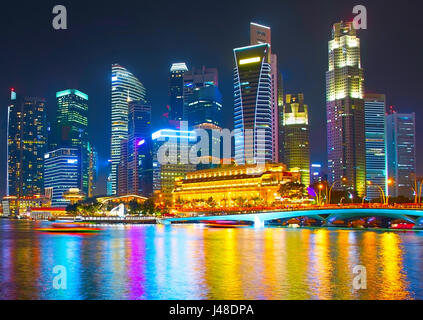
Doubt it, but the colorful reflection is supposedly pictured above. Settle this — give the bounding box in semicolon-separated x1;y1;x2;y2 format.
0;220;422;300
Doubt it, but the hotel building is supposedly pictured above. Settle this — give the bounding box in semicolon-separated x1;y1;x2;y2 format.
169;63;188;122
110;64;146;195
173;163;300;207
326;21;366;196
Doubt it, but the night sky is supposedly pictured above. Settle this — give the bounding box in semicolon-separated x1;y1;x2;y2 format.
1;0;422;196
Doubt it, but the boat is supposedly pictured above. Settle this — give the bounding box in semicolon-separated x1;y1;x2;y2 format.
203;220;251;228
35;222;103;233
74;216;84;222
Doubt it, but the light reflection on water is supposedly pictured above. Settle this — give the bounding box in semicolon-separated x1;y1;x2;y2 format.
0;219;422;300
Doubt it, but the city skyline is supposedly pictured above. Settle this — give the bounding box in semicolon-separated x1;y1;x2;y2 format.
1;0;422;197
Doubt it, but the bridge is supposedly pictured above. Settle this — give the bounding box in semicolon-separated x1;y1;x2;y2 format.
162;208;423;228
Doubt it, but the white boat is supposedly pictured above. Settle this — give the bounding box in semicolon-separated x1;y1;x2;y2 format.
74;216;84;222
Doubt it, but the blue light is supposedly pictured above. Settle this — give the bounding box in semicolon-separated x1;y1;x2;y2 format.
67;159;78;164
137;139;146;146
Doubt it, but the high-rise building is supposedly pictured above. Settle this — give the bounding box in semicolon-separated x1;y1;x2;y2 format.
386;109;416;199
127;101;153;196
233;43;273;165
311;163;324;184
88;143;98;198
277;72;285;163
250;22;279;163
55;89;90;196
110;63;146;195
364;94;387;200
7;90;47;197
117;139;128;196
152;129;196;202
44;148;79;207
326;21;366;196
106;160;113;196
169;63;188;122
183;66;218;120
186;84;223;129
282;94;310;186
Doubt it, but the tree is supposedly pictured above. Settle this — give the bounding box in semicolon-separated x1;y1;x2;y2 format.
279;182;306;200
206;197;217;208
142;198;156;216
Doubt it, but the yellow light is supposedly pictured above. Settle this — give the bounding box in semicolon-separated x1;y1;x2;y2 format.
239;57;261;65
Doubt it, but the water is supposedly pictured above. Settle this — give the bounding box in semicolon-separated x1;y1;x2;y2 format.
1;219;423;300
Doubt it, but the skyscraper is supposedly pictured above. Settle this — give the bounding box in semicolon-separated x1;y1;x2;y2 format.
250;22;279;163
44;148;79;207
55;89;90;196
110;63;146;195
386;109;416;199
186;84;223;129
364;94;387;200
326;21;366;196
127;101;153;196
169;63;188;122
152;129;196;202
7;90;47;197
88;143;98;198
183;66;218;121
234;43;273;165
282;94;310;187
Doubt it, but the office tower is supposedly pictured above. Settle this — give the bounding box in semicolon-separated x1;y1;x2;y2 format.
277;72;285;163
282;94;310;186
127;101;153;196
117;139;128;196
152;129;196;202
364;94;387;200
311;163;323;184
110;63;146;195
7;90;47;197
183;66;218;120
326;21;366;196
88;143;98;198
233;43;273;165
55;89;89;196
169;63;188;121
44;148;79;207
386;109;416;199
186;84;223;128
250;22;279;163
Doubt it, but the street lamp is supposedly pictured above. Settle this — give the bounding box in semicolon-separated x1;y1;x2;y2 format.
318;183;324;206
328;177;348;205
367;179;393;205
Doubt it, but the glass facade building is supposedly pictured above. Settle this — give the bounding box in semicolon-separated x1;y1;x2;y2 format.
186;84;223;128
326;21;366;196
364;94;387;200
282;94;310;187
7;90;47;197
233;43;273;165
55;89;90;196
44;148;79;207
152;129;196;202
386;110;416;199
169;63;188;121
110;63;146;195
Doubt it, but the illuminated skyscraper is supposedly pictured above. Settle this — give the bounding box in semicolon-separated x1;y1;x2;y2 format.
7;90;47;197
234;43;273;165
44;148;79;207
152;129;196;202
110;64;146;195
364;94;387;200
183;66;218;121
88;143;98;198
55;89;90;196
169;63;188;121
386;109;416;199
326;21;366;196
250;22;279;163
282;94;310;186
